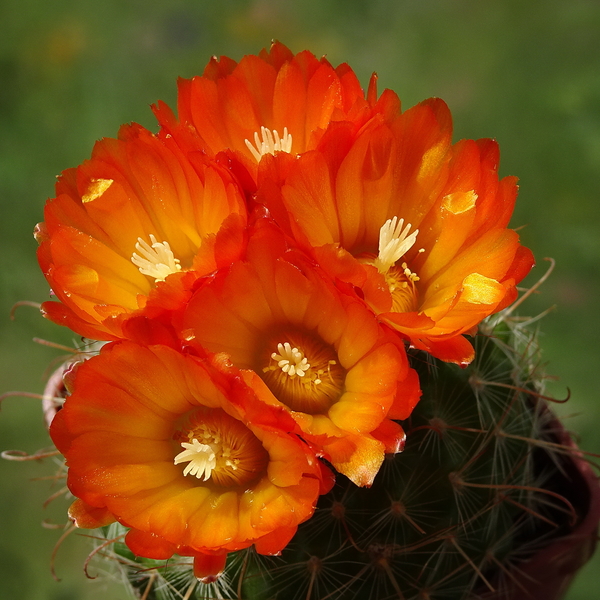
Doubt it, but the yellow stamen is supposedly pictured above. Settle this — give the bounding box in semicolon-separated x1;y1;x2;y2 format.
245;126;292;162
401;262;420;283
174;438;217;480
131;234;181;282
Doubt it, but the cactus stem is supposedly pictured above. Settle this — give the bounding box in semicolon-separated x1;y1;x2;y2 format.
341;521;363;552
469;377;571;403
321;562;371;600
457;481;577;526
330;500;345;520
448;471;465;490
499;493;559;528
487;552;530;596
377;555;405;599
449;536;495;592
34;473;67;483
305;556;321;600
389;500;427;535
498;431;600;459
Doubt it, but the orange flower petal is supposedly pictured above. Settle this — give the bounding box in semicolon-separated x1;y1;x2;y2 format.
68;499;115;529
183;221;419;485
125;528;176;560
38;124;247;340
51;341;330;561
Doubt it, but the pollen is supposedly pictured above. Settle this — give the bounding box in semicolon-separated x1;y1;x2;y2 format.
373;217;419;275
245;126;293;162
131;234;182;282
174;438;217;480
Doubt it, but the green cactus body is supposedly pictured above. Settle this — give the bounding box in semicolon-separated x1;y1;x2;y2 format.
99;315;580;600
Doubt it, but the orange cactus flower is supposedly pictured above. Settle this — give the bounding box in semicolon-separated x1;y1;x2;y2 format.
36;122;247;342
180;220;421;487
50;341;332;581
153;41;400;185
257;99;535;365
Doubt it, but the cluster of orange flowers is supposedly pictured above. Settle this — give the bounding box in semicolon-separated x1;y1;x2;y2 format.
38;43;534;581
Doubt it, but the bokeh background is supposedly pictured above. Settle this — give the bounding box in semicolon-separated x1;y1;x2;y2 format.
1;1;599;598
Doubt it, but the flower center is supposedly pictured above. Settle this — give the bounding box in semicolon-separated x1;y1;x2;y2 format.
383;263;420;313
269;342;313;379
261;331;344;414
131;234;182;282
359;217;424;313
174;407;268;488
244;126;293;162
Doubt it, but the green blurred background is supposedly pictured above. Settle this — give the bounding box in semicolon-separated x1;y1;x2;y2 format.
1;1;599;598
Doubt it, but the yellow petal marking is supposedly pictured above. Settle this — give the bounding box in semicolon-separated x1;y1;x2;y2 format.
82;178;114;203
461;273;504;304
442;190;478;214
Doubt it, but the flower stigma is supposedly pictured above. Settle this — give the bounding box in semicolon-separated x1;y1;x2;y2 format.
356;217;426;313
174;409;268;487
131;234;182;282
245;126;293;162
373;217;420;275
174;438;218;480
